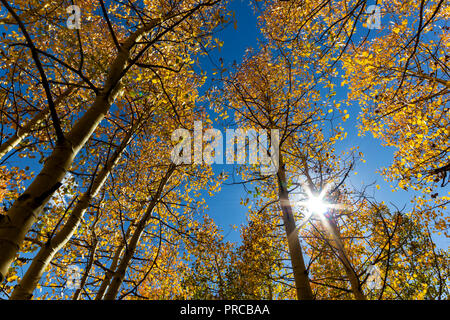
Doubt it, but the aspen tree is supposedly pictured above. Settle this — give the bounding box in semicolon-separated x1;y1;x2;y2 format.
0;0;223;282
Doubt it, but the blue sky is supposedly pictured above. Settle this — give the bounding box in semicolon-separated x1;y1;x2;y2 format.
0;0;447;299
198;0;448;247
1;0;445;247
195;0;261;242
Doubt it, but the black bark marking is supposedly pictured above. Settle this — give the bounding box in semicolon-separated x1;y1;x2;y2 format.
34;182;63;207
17;193;31;202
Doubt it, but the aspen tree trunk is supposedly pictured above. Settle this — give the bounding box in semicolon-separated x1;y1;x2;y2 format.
0;24;155;282
103;165;176;300
72;239;98;300
10;127;136;299
94;227;131;300
326;217;366;300
0;85;76;161
277;157;314;300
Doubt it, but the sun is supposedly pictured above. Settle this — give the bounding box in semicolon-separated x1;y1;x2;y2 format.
305;194;329;215
297;183;331;216
292;183;349;233
293;183;336;230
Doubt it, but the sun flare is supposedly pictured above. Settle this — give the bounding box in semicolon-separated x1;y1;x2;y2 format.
305;195;329;215
293;183;340;230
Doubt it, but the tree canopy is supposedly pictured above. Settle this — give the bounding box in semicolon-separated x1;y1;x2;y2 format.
0;0;447;300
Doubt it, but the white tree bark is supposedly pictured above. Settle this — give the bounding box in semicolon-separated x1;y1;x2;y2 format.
0;85;77;161
0;23;157;282
94;227;131;300
277;156;314;300
10;125;137;299
103;165;176;300
325;217;366;300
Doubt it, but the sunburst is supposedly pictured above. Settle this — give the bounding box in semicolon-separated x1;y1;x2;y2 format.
292;183;348;233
